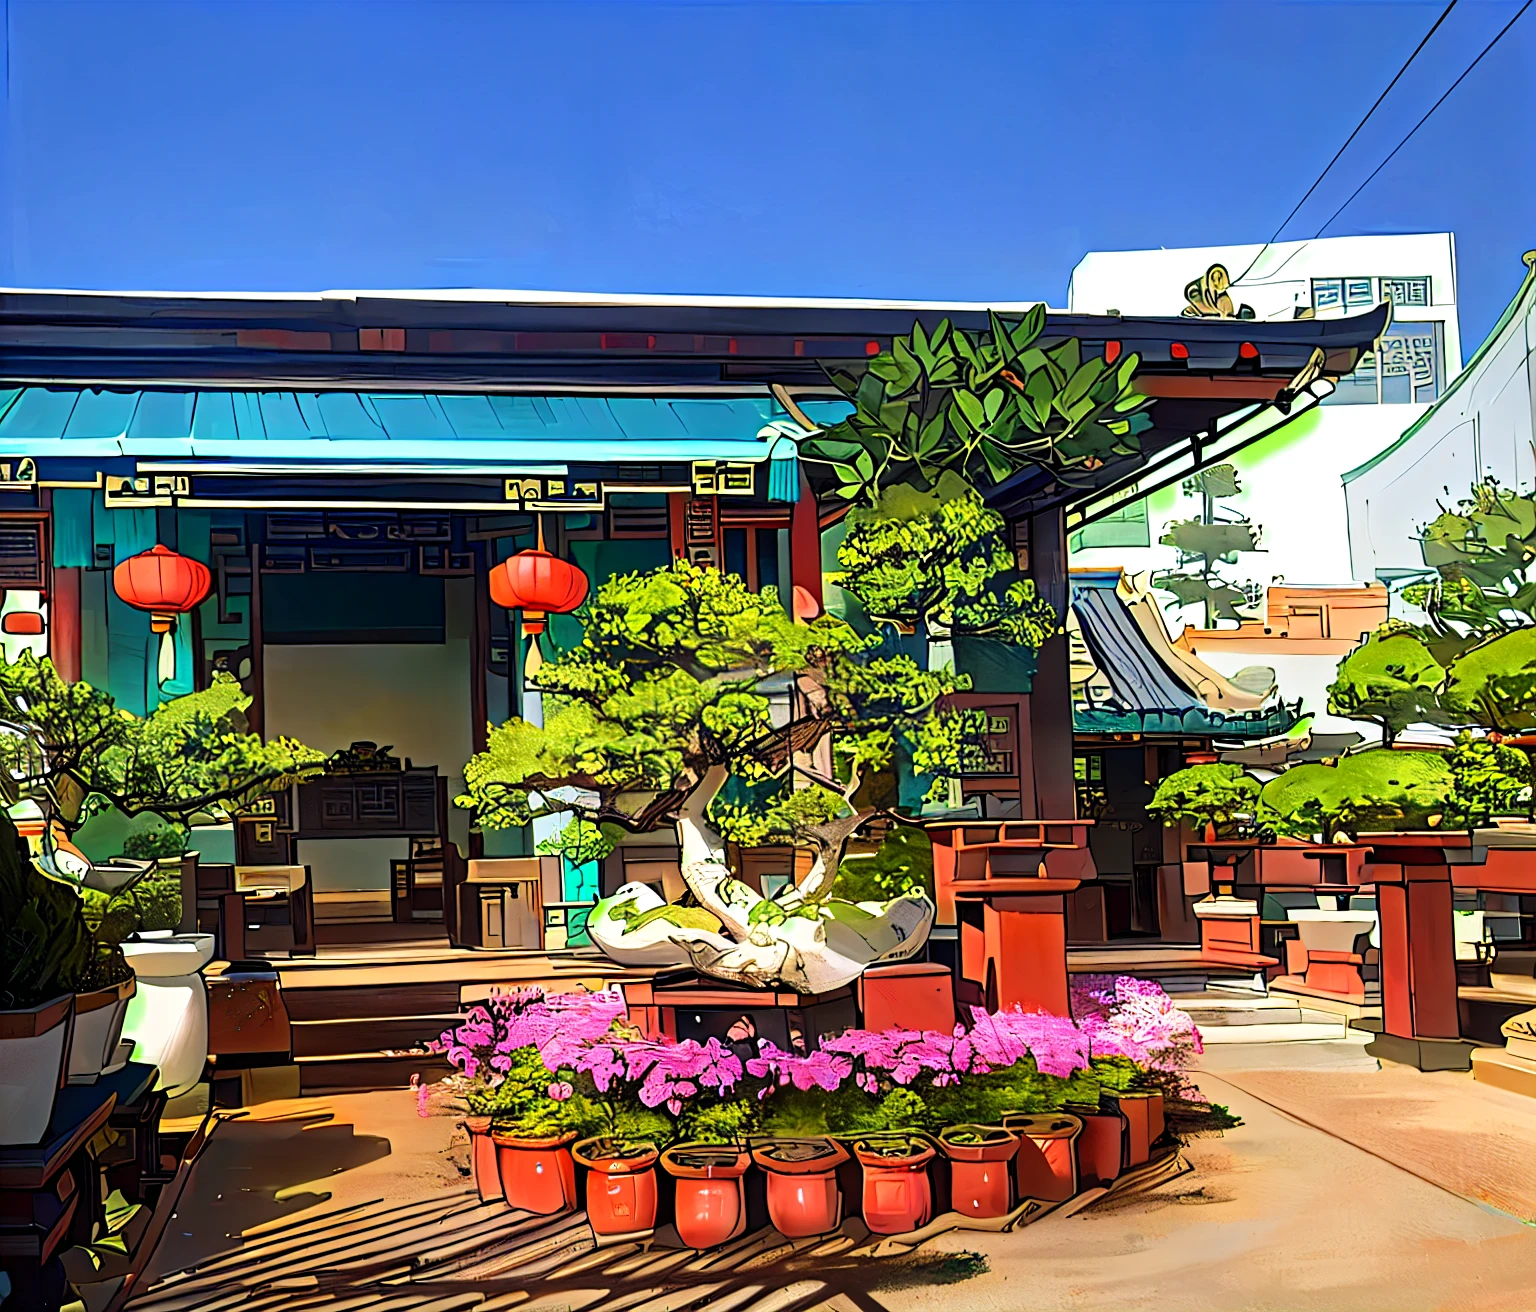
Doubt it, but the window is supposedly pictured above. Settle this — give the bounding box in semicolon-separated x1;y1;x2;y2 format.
1070;489;1149;551
1322;318;1444;406
1382;276;1431;308
1074;755;1104;784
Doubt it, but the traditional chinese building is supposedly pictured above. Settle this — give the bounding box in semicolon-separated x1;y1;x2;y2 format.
0;286;1385;1018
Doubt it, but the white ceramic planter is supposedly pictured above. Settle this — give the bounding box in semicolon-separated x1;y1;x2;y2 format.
0;995;74;1146
1289;909;1377;954
121;932;216;1097
68;976;138;1084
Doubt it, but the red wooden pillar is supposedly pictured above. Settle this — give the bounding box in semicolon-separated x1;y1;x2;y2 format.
1371;851;1459;1041
789;468;822;616
49;565;83;683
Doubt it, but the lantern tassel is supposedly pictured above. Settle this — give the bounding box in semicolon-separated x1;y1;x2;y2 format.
524;633;544;682
157;628;177;685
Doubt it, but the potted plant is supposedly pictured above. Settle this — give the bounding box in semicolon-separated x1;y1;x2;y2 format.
456;561;1001;996
1;813;90;1144
750;1136;850;1238
66;895;138;1084
659;1138;751;1250
1001;1112;1082;1202
851;1134;935;1235
936;1124;1019;1219
572;1136;661;1241
1063;1100;1124;1190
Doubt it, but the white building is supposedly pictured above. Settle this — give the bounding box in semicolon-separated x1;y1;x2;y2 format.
1344;250;1536;586
1064;234;1462;736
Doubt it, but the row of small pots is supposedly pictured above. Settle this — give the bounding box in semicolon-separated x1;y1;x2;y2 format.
466;1089;1166;1246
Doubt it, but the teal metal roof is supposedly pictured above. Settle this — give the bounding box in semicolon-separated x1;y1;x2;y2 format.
0;387;849;465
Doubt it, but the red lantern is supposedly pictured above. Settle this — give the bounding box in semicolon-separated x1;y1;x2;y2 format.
113;544;212;631
488;550;589;635
113;545;212;685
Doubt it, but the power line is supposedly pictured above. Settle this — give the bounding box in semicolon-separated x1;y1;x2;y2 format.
1316;0;1533;237
1232;0;1459;286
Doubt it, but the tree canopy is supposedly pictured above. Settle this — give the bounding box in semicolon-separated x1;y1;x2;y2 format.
457;560;992;843
800;308;1152;505
1258;749;1451;842
1327;632;1447;745
1146;763;1263;840
0;654;326;835
833;473;1057;646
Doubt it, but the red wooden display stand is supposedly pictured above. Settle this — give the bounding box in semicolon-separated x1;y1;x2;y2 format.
856;963;956;1034
931;821;1091;1017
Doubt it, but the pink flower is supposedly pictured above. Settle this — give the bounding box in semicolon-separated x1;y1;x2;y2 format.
548;1081;573;1101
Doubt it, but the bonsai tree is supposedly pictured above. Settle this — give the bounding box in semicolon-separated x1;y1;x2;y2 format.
457;560;997;993
1258;749;1451;843
1152;465;1263;627
800;308;1152;506
1146;763;1266;841
1442;732;1533;828
832;472;1056;648
0;653;325;891
1327;632;1447;746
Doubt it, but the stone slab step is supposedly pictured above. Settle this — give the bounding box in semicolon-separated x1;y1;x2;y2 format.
295;1049;453;1093
290;1013;464;1058
1199;1020;1351;1044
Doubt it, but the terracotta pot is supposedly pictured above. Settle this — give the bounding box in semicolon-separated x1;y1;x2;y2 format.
574;1137;660;1238
68;976;137;1085
465;1116;503;1203
1002;1113;1081;1202
1065;1105;1122;1189
0;996;73;1146
1146;1089;1166;1144
660;1144;750;1250
937;1125;1019;1219
853;1137;935;1236
492;1128;578;1215
1101;1092;1155;1168
750;1137;849;1238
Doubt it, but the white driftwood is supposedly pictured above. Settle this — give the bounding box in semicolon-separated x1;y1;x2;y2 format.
586;766;934;994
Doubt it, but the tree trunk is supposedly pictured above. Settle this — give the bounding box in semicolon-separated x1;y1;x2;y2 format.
674;765;766;941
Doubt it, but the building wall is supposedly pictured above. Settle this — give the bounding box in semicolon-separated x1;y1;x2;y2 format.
1344;254;1536;585
262;578;475;892
1066;234;1460;607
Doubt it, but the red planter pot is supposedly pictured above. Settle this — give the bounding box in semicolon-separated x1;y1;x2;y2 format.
1003;1113;1082;1203
661;1144;750;1250
853;1138;936;1236
465;1116;504;1203
1146;1090;1166;1145
751;1137;849;1238
937;1125;1020;1219
1065;1106;1123;1189
1102;1092;1155;1169
573;1137;660;1238
492;1128;578;1215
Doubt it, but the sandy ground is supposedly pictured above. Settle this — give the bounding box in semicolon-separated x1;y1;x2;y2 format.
146;1041;1536;1311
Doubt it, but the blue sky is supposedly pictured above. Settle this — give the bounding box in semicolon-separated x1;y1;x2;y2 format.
1;0;1532;346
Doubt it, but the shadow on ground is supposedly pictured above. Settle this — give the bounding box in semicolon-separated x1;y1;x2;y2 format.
143;1110;391;1283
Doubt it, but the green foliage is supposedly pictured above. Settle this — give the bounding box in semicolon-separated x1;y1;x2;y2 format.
833;474;1058;647
1440;628;1536;735
711;782;847;848
457;561;988;833
0;654;325;833
1411;480;1536;635
1328;633;1446;745
468;1046;585;1137
678;1097;761;1146
0;813;94;1008
121;821;190;860
1147;764;1264;839
605;897;723;936
1442;732;1533;828
128;872;184;932
800;309;1151;505
1259;749;1451;841
829;823;934;903
535;818;618;866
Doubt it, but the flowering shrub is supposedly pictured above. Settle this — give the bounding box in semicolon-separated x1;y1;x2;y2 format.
428;976;1207;1143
